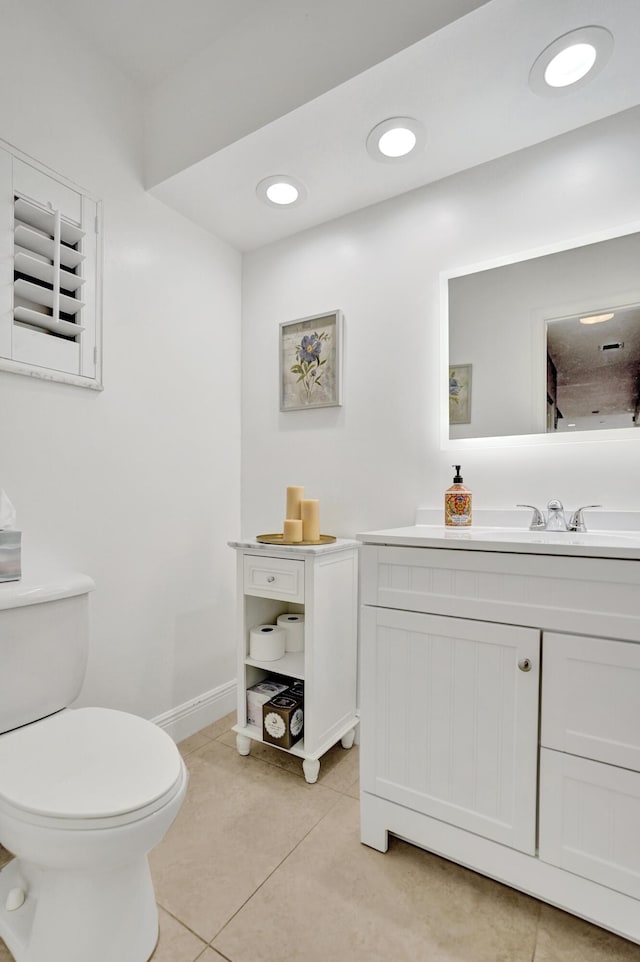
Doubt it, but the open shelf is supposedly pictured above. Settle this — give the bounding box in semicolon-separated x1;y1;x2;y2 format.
244;650;304;679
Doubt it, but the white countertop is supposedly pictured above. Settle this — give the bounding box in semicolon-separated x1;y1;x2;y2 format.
228;537;359;557
357;525;640;561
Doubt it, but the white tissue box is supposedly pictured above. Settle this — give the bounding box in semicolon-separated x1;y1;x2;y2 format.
0;530;21;582
246;679;290;728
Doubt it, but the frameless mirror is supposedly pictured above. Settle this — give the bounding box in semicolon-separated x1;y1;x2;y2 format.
446;229;640;441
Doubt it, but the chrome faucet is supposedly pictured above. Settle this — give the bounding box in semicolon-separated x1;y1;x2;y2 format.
517;501;602;532
545;499;568;531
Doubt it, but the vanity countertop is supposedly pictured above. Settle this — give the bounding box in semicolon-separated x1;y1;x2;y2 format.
357;525;640;561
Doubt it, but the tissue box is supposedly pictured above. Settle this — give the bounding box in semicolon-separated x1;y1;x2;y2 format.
263;693;304;749
246;679;290;728
0;530;21;582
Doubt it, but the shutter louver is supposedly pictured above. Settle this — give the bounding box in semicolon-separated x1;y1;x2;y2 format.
13;196;85;340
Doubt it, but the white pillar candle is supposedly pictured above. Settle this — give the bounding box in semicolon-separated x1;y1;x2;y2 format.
301;499;320;542
286;486;305;520
283;519;303;542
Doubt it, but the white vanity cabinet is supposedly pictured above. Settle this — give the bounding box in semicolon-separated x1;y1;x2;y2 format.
358;533;640;944
228;539;359;783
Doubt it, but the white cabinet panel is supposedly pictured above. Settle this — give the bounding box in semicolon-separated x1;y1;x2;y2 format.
361;607;540;853
540;749;640;900
542;633;640;772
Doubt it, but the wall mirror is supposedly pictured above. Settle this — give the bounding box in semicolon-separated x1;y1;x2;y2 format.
444;227;640;445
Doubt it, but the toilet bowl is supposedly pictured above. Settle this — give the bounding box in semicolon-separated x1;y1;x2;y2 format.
0;708;187;962
0;572;188;962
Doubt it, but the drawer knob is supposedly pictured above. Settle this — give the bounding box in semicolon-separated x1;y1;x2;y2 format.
518;658;532;672
266;575;276;583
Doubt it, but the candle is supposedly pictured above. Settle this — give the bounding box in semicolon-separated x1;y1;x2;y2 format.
301;499;320;542
286;486;304;520
283;519;303;542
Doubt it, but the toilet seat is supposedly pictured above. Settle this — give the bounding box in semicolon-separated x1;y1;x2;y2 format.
0;707;184;830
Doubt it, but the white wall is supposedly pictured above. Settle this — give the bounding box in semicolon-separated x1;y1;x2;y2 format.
0;2;241;726
242;108;640;537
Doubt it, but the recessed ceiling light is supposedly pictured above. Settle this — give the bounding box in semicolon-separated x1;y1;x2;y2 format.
579;312;614;325
529;26;613;96
366;117;425;163
256;175;307;208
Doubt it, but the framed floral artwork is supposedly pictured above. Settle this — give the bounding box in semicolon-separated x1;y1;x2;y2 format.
280;310;343;411
449;363;472;424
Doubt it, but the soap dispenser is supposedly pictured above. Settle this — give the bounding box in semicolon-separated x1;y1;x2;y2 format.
444;465;472;527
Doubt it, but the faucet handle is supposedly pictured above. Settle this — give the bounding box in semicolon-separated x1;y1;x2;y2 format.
516;504;545;530
568;505;602;533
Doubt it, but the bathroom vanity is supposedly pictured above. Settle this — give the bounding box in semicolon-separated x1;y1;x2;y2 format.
358;517;640;944
228;539;359;783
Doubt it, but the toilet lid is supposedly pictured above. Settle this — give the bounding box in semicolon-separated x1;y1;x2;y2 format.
0;707;183;819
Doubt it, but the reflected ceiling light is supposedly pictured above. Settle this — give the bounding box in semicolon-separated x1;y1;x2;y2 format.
256;175;307;208
579;312;614;324
529;26;613;96
366;117;425;162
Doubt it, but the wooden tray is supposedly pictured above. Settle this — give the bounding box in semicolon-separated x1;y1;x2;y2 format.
256;533;336;546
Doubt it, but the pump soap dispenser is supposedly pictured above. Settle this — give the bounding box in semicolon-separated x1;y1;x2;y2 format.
444;465;472;527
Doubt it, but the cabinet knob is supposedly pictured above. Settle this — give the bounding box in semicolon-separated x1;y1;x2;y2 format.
266;575;276;583
518;658;532;672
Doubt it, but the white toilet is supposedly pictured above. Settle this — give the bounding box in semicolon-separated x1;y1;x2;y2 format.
0;571;188;962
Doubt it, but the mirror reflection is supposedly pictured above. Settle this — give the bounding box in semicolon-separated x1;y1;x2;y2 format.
448;230;640;440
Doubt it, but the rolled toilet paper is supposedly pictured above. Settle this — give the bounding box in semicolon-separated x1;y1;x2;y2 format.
249;624;286;662
276;613;305;652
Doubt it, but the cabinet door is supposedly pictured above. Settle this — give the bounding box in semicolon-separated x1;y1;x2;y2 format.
360;607;540;853
542;632;640;772
539;748;640;899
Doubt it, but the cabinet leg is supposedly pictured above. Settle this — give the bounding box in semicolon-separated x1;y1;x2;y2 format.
341;727;356;750
236;733;252;756
360;810;389;853
302;758;320;784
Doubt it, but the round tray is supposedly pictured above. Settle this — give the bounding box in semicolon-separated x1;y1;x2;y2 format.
256;533;336;546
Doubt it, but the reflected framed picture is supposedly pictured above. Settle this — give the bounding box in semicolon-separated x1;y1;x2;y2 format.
280;310;343;411
449;363;472;424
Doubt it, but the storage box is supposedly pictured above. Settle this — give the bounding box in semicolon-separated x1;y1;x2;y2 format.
0;530;21;582
246;679;289;728
288;680;304;701
263;693;304;749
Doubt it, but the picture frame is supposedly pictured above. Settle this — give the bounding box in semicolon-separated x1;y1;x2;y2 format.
280;310;343;411
449;363;472;424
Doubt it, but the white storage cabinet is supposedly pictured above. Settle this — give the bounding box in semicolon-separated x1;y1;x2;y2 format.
359;538;640;944
229;539;359;783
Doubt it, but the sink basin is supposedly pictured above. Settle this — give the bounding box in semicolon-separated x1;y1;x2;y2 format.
357;524;640;560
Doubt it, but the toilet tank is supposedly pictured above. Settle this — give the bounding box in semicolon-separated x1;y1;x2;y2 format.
0;571;95;734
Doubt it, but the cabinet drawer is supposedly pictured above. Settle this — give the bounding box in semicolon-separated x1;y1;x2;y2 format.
539;748;640;900
361;545;640;641
542;632;640;771
243;555;304;602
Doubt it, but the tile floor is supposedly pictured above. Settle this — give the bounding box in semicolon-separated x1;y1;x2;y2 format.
1;712;640;961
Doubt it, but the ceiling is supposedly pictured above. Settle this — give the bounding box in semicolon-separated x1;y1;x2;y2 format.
43;0;640;251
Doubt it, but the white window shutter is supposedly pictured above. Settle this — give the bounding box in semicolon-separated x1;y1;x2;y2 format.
0;147;102;389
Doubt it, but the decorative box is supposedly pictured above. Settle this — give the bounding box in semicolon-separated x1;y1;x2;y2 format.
246;679;289;728
263;693;304;749
0;530;21;582
288;679;305;701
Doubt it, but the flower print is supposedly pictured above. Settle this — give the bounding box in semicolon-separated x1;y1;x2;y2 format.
449;376;460;400
298;334;323;364
290;329;330;404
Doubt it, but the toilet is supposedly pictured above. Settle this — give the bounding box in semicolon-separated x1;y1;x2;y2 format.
0;571;188;962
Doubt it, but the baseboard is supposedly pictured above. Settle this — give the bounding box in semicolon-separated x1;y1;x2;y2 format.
152;680;236;743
